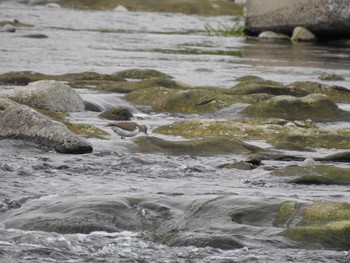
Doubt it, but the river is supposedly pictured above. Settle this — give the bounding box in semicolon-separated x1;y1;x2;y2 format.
0;2;349;262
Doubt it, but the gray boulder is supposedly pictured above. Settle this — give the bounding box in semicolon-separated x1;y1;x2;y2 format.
7;80;85;112
0;105;93;154
245;0;350;39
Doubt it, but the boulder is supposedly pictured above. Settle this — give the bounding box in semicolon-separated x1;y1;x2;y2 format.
113;69;172;80
241;93;344;121
7;80;85;112
245;0;350;40
0;105;93;154
318;73;345;81
258;31;289;40
0;98;18;110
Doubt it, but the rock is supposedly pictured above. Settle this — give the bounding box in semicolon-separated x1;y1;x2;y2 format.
98;107;133;121
301;158;315;167
1;24;16;33
114;5;128;12
273;201;297;227
271;165;350;185
258;31;289;40
222;160;255;170
245;0;350;40
134;136;263;156
22;34;48;39
7;80;85;112
316;152;350;162
241;93;344;121
318;73;345;81
0;105;93;154
113;69;172;80
0;98;18;110
291;26;317;42
283;201;350;249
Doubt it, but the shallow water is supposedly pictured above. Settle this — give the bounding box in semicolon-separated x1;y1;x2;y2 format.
1;2;350;263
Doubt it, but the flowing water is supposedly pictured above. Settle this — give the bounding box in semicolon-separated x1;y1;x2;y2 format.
0;2;350;262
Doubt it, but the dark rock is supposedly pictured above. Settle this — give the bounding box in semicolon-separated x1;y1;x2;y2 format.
98;107;133;121
0;105;93;154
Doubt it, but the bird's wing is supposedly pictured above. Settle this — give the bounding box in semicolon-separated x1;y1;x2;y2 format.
108;122;137;132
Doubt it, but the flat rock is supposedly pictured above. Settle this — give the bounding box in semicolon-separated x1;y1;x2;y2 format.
0;105;93;154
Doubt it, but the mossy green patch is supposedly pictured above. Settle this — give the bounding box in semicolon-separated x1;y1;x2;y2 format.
242;94;344;121
112;69;172;80
133;136;262;156
273;201;298;227
36;109;67;122
64;122;110;139
58;0;244;16
271;165;350;185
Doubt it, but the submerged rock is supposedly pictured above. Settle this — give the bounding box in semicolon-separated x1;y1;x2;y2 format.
242;93;344;121
7;80;85;112
134;136;263;156
258;31;289;40
98;107;133;121
318;73;345;81
113;69;172;80
0;105;93;154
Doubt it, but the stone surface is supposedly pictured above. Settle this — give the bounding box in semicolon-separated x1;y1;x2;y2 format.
291;26;317;42
7;80;85;112
245;0;350;39
0;105;93;154
98;107;133;121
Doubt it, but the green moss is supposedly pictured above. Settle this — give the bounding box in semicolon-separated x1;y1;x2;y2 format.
112;69;172;80
273;201;298;227
64;122;110;139
285;220;350;249
58;0;244;16
36;109;67;122
271;166;350;185
133;136;262;156
242;94;343;121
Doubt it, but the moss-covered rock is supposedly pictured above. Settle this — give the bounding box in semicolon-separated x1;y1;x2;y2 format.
242;93;344;121
98;107;133;121
63;122;110;139
0;20;33;28
0;98;19;111
318;73;345;81
273;201;298;227
112;69;172;80
133;136;263;156
271;165;350;185
126;86;243;113
284;202;350;249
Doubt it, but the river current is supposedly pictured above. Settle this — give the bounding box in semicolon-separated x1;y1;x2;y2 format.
0;2;350;262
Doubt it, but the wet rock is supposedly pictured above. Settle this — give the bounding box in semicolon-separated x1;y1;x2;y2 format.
291;26;317;42
114;5;128;12
229;78;305;96
0;71;48;85
63;122;110;139
271;165;350;185
1;24;16;33
258;31;289;40
113;69;173;80
127;86;240;113
284;201;350;249
273;201;297;227
222;160;255;170
316;152;350;162
22;34;49;38
7;80;85;112
134;136;263;156
0;198;22;211
84;101;103;112
242;93;344;121
0;105;93;154
0;20;33;28
98;107;133;121
318;73;345;81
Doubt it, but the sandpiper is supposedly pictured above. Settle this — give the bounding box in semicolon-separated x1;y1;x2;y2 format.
107;121;148;139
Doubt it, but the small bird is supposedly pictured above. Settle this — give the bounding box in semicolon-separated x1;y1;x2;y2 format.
106;121;148;139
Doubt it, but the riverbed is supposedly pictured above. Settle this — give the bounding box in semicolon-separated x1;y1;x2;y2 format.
0;2;349;262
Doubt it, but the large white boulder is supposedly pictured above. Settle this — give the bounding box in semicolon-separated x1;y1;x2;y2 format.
7;80;85;112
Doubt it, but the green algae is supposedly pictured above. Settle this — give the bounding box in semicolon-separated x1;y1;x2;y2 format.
273;201;298;227
271;166;350;185
133;136;262;156
63;122;110;139
112;69;172;80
